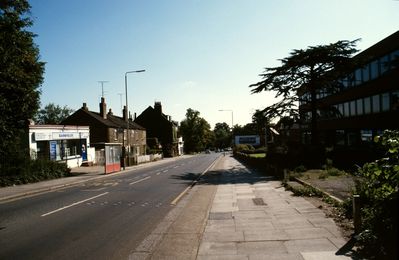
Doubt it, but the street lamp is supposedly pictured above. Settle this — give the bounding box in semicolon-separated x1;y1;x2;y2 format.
218;109;234;128
123;69;145;169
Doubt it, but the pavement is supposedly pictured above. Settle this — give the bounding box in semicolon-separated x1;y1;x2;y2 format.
131;154;355;260
0;154;355;259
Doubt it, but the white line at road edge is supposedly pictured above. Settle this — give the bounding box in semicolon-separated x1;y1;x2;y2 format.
129;176;151;185
41;192;109;217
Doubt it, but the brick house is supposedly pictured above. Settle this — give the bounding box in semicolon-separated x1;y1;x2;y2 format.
134;102;179;157
62;98;146;165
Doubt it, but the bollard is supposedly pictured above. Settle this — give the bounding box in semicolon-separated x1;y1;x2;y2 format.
353;194;361;234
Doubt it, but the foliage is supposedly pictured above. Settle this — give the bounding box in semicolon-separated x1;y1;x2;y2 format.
180;108;213;153
0;158;71;187
213;122;231;149
0;0;45;158
35;103;74;124
354;130;399;259
249;40;358;144
234;144;254;153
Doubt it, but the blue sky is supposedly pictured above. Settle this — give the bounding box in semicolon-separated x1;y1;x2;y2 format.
30;0;399;128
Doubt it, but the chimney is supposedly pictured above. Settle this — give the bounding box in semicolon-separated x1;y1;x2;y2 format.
82;103;89;111
123;105;128;122
108;108;113;116
154;102;162;114
99;97;107;119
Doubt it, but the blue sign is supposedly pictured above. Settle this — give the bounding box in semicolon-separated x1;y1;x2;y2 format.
50;141;57;160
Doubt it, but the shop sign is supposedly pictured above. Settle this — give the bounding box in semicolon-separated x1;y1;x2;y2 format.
34;132;49;141
52;132;80;140
50;141;57;160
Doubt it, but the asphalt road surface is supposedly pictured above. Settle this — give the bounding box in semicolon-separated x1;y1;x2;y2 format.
0;153;220;260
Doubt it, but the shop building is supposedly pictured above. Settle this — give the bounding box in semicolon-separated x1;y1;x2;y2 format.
29;124;93;168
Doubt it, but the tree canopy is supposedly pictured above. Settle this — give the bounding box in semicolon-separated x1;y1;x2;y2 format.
35;103;74;125
0;0;45;157
249;40;359;144
213;122;231;149
180;108;213;153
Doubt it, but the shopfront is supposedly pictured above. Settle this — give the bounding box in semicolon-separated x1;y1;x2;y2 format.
29;125;93;168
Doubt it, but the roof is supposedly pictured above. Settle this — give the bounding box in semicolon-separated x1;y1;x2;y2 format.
72;108;145;130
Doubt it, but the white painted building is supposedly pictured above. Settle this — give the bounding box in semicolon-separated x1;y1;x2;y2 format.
29;125;95;168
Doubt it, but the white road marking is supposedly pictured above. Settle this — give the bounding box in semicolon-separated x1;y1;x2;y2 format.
41;192;109;217
129;176;151;185
156;172;161;176
162;170;168;173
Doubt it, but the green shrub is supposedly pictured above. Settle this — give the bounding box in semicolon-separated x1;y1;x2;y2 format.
294;165;307;173
0;158;71;187
354;130;398;259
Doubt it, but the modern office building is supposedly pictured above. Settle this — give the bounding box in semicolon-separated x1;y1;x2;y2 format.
298;31;399;165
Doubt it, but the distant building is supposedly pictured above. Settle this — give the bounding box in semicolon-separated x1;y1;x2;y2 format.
135;102;179;157
62;98;146;166
298;31;399;165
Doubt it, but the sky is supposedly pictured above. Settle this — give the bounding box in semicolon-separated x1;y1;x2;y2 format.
29;0;399;129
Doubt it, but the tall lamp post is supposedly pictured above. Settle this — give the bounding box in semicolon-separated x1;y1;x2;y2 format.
218;109;234;128
123;69;145;169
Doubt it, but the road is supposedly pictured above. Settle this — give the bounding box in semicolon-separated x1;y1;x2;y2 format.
0;153;220;260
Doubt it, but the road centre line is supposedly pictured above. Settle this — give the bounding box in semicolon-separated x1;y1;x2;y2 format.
129;176;151;185
41;192;109;217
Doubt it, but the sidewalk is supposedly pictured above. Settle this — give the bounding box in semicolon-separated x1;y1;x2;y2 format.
132;155;354;259
0;156;191;203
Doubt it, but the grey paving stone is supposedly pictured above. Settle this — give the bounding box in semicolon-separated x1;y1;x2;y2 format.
197;255;249;260
244;229;289;241
284;238;338;254
249;253;304;260
300;251;352;260
237;241;287;255
202;230;245;242
198;241;237;255
209;212;233;220
284;227;335;239
232;210;270;220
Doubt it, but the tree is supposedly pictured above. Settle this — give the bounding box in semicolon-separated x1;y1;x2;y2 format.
213;122;231;149
250;40;358;145
0;0;45;157
35;103;74;124
180;108;213;153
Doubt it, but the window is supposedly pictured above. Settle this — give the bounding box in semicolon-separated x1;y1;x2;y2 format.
391;50;399;69
361;130;373;143
370;60;379;80
354;69;362;86
372;94;380;113
338;103;344;118
347;132;358;146
350;100;356;116
382;93;390;112
391;91;399;111
364;97;371;114
362;65;370;82
356;99;363;115
335;130;345;145
380;54;390;74
344;102;350;117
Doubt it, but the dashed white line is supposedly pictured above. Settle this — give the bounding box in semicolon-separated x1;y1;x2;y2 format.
41;192;109;217
129;176;151;185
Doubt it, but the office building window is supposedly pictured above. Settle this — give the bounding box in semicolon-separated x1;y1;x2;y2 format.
335;130;345;145
361;130;373;143
381;93;390;112
354;69;362;86
356;99;363;115
350;100;356;116
380;54;390;74
372;94;380;113
364;97;371;114
344;102;350;117
392;91;399;111
338;103;344;118
370;60;379;80
362;65;370;82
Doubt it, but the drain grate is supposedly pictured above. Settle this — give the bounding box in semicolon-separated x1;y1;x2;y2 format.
252;198;267;206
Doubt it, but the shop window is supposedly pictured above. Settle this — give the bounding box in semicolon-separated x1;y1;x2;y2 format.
36;141;49;160
356;99;363;115
347;132;358;146
381;93;390;112
350;100;356;116
372;95;380;113
364;97;371;114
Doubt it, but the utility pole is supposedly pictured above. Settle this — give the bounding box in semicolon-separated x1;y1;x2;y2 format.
98;81;109;98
